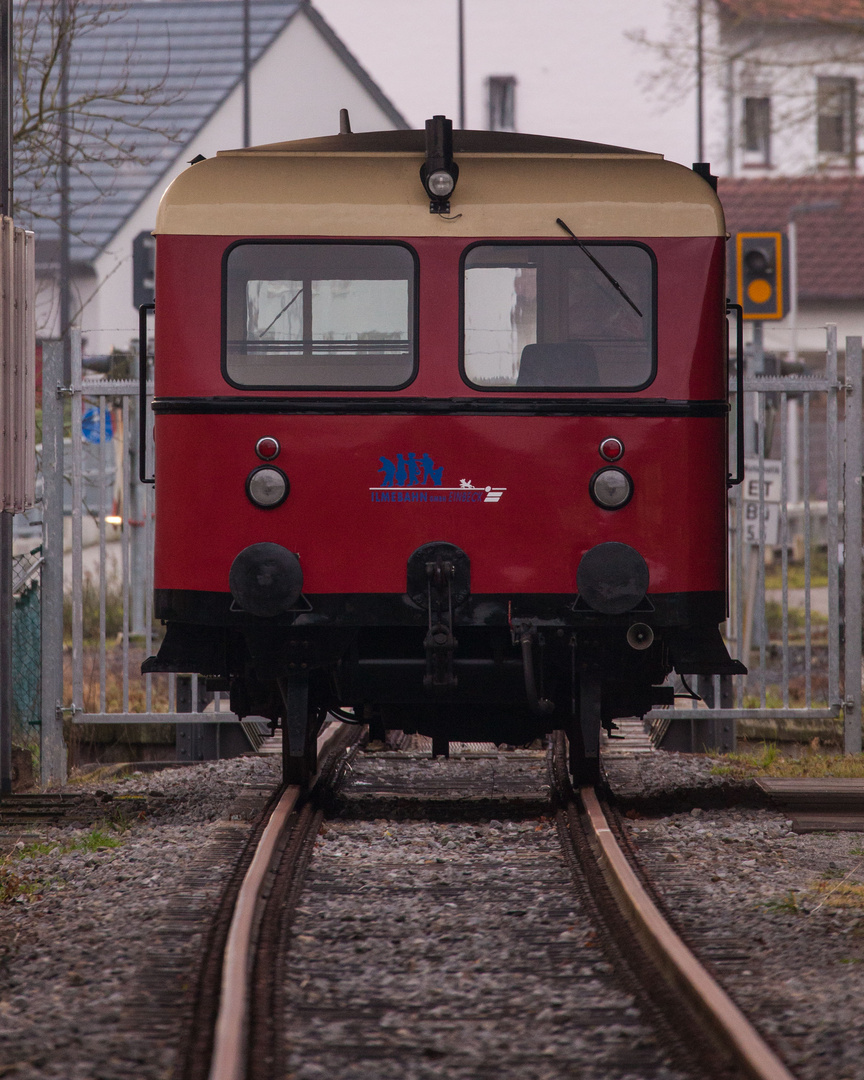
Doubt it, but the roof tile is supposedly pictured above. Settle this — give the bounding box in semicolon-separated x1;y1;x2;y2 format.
719;176;864;300
20;1;405;264
718;0;864;23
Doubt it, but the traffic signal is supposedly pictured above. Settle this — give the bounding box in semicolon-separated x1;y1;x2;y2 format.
132;230;155;309
735;231;787;320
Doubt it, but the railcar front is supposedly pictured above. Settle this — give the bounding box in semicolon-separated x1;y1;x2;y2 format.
143;120;745;784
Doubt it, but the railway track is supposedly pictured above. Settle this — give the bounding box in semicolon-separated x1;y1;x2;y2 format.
178;731;796;1080
0;790;161;829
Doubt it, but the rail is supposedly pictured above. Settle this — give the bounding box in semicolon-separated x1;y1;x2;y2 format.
578;784;796;1080
207;721;345;1080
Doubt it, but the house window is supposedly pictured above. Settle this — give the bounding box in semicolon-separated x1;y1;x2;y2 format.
817;76;856;156
487;76;516;131
743;96;771;164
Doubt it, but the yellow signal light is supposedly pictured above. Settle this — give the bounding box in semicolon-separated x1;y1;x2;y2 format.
747;279;773;305
735;231;787;320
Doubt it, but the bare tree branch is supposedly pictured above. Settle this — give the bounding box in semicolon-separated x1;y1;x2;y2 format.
13;0;184;232
627;0;864;112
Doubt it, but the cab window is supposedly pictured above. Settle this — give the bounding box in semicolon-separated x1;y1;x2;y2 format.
224;242;417;389
462;243;655;390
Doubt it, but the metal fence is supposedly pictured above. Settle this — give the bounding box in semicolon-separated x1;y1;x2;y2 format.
648;326;863;756
11;547;41;779
39;334;252;786
36;326;864;783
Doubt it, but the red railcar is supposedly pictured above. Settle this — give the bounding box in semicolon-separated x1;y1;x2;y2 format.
144;118;745;783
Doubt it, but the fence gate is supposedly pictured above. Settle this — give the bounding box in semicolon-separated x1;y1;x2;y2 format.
37;327;864;783
648;326;863;756
39;333;254;786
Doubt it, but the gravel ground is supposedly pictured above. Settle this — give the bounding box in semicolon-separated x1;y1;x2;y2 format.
1;743;862;1079
282;751;689;1080
0;754;281;1080
604;751;864;1080
602;747;762;806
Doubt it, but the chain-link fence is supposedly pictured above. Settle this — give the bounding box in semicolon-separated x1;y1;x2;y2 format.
12;547;41;785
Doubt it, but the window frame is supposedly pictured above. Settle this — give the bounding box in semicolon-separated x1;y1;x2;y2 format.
742;96;771;166
458;239;658;394
817;75;857;160
221;238;420;392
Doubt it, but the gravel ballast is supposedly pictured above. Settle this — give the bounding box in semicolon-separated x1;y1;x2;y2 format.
0;742;862;1078
603;750;864;1080
0;755;281;1080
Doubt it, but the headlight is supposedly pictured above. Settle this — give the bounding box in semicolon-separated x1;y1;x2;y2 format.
426;169;455;197
590;467;633;510
246;466;289;508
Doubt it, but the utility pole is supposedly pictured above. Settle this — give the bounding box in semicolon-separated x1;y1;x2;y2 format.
696;0;704;162
242;0;250;147
0;0;13;797
457;0;465;129
59;0;71;385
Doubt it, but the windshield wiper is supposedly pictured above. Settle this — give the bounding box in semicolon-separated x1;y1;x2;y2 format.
556;217;643;318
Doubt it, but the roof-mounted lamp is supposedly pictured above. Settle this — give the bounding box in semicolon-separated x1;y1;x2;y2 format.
420;115;459;214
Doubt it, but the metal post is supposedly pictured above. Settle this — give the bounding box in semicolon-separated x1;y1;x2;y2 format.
59;0;71;385
40;342;67;784
844;336;863;755
826;325;841;720
746;321;764;457
457;0;465;129
0;0;12;797
696;0;704;162
787;396;800;506
129;394;145;635
242;0;250;147
70;329;83;718
787;218;798;364
0;515;10;795
752;320;765;374
0;0;10;208
725;58;735;176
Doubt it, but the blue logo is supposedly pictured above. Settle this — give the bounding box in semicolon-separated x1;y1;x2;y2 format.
370;453;506;505
378;453;443;487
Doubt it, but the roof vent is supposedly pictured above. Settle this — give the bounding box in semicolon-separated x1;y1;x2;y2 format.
339;108;352;135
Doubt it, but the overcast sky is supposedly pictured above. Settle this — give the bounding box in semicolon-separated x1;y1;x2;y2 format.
313;0;699;167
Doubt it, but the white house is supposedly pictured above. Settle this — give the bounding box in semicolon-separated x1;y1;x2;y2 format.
700;0;864;178
25;1;407;358
314;0;864;177
702;2;864;358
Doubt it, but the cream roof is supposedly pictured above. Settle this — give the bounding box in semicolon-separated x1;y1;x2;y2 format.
156;129;724;239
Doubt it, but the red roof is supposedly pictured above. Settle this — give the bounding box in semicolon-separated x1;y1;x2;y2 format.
718;177;864;300
717;0;864;23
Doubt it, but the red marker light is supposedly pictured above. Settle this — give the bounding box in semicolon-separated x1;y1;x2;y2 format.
599;437;624;462
256;437;280;461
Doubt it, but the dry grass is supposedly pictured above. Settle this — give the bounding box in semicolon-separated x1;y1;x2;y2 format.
63;569;169;713
811;879;864;910
711;741;864;779
0;828;122;903
64;642;171;715
0;861;41;903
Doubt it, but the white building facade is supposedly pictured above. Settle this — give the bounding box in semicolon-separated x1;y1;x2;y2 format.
28;1;407;358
